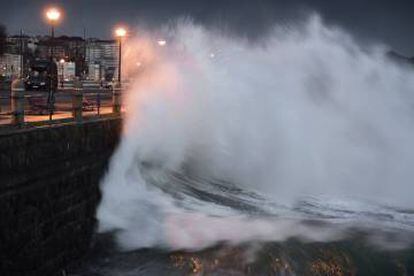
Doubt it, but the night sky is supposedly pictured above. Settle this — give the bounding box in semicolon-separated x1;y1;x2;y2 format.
0;0;413;55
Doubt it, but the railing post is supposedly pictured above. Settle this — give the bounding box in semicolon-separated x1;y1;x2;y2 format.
112;82;121;115
96;89;101;116
11;78;25;125
72;78;83;122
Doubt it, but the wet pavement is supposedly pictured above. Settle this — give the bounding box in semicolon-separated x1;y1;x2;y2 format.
0;89;115;125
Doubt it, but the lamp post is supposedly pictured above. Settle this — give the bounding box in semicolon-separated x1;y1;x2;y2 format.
19;29;24;78
59;58;65;88
45;7;61;120
115;27;126;87
46;7;60;61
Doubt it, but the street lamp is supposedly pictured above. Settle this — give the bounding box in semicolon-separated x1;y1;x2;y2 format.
45;7;61;58
59;58;65;88
157;39;167;46
115;27;126;87
45;7;61;120
46;8;61;21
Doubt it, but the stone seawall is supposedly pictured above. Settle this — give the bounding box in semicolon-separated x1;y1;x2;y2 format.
0;117;122;275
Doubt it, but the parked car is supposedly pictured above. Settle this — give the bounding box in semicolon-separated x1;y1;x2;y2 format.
25;74;49;90
25;60;57;91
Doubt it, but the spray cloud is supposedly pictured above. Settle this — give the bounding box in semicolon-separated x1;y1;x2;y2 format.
98;16;414;251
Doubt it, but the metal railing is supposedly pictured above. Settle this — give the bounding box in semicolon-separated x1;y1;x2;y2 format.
0;79;123;128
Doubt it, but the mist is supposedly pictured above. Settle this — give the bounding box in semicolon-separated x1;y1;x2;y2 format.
97;16;414;251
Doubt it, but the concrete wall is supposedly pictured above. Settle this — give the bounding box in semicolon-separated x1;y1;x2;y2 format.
0;117;122;275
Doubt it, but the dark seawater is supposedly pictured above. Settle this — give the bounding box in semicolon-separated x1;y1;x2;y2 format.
69;233;414;275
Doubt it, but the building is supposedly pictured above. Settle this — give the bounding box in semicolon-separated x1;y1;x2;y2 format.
58;61;76;82
0;53;22;78
5;35;38;76
86;39;118;81
2;34;120;81
35;36;86;77
88;62;101;81
6;35;30;55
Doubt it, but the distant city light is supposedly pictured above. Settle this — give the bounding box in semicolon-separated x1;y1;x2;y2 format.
115;27;127;38
157;39;167;46
46;7;61;22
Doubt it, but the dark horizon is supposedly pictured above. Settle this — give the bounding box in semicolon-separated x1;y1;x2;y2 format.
0;0;413;56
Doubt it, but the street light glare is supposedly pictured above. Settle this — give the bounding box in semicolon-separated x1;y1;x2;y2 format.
157;40;167;46
59;59;65;64
115;27;127;38
46;7;61;22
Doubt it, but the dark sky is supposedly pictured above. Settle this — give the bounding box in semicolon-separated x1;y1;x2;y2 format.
1;0;413;55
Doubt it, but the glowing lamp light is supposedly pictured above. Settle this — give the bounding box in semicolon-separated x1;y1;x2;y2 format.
157;39;167;46
115;27;127;38
59;58;65;64
46;8;61;22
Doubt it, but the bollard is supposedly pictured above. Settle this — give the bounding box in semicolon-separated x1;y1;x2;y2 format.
72;78;83;122
11;78;25;125
112;81;122;114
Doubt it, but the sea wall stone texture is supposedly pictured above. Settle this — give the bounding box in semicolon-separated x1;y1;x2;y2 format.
0;117;122;275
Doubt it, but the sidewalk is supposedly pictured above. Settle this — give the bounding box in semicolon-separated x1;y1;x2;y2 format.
0;106;114;126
